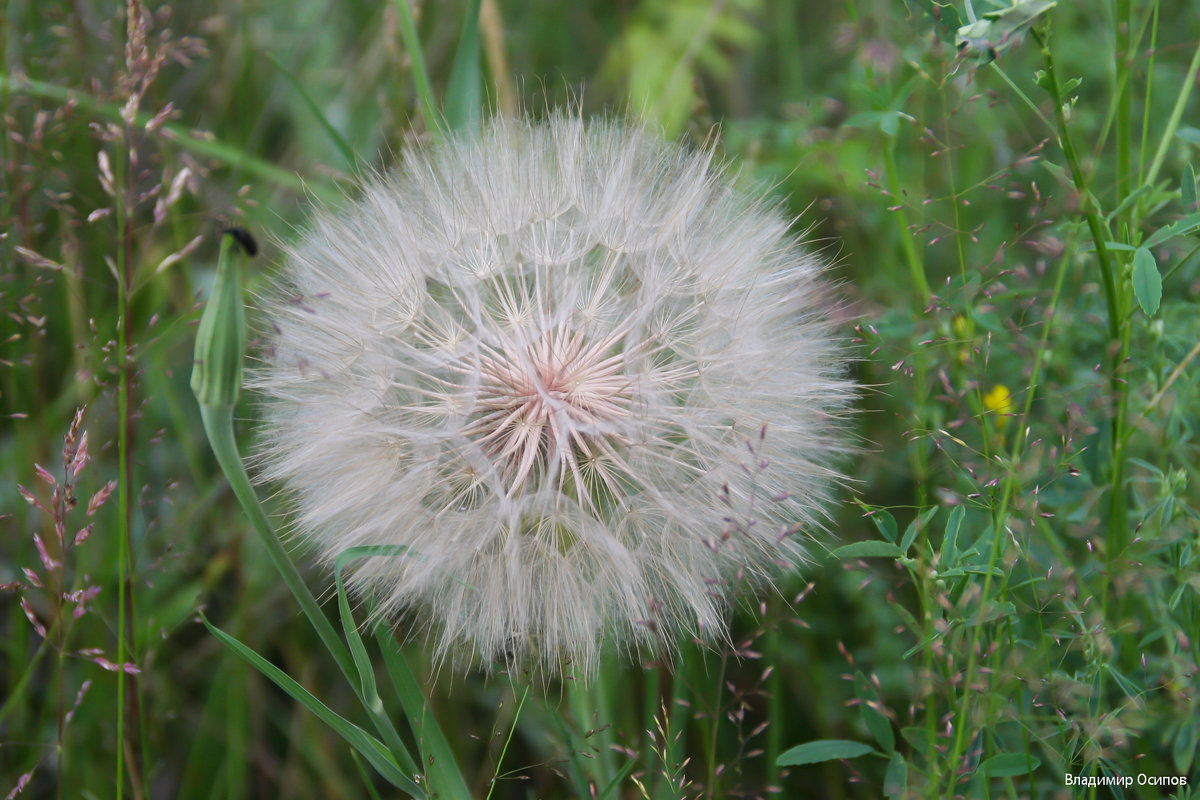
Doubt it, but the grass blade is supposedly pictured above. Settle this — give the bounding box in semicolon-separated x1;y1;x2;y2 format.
266;52;358;170
0;72;328;198
334;547;422;777
392;0;444;139
444;0;483;132
200;613;425;797
331;546;472;800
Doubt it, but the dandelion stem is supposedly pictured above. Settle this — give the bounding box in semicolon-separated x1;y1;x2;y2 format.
198;403;358;685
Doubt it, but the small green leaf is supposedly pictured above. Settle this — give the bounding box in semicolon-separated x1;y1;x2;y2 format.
1178;126;1200;145
1144;209;1200;248
1104;663;1145;702
883;753;908;798
941;505;965;567
1183;163;1198;210
855;675;894;754
900;507;939;553
867;508;899;542
957;0;1056;62
1132;247;1162;317
980;752;1040;778
900;727;933;757
777;739;874;766
832;541;905;559
910;0;962;43
1173;719;1198;774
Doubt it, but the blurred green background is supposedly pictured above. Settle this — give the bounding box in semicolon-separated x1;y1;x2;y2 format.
4;0;1200;797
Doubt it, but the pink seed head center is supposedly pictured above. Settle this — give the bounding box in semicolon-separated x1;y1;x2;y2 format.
468;324;631;494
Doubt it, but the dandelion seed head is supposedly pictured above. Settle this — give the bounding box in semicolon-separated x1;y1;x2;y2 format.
252;115;854;676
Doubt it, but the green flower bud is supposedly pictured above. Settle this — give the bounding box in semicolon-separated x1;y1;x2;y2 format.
191;230;253;409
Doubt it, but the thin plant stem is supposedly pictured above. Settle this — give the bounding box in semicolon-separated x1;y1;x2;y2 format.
114;134;131;800
1144;33;1200;188
881;132;932;303
485;681;530;800
944;229;1075;795
198;403;358;684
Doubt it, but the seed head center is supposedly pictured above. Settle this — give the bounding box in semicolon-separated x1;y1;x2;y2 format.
467;325;631;493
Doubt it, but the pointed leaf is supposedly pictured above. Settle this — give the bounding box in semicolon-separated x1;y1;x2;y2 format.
200;613;424;797
884;753;908;797
1183;163;1198;210
980;752;1040;778
267;52;356;169
444;0;483;132
1132;247;1162;317
831;541;904;559
777;739;874;766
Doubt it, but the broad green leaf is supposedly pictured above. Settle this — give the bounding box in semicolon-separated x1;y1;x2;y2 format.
831;541;905;559
980;752;1040;778
1178;126;1200;145
867;508;899;542
883;753;908;797
200;613;424;797
1132;247;1162;317
777;739;874;766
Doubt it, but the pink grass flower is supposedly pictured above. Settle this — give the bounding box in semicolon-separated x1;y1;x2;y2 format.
253;115;853;675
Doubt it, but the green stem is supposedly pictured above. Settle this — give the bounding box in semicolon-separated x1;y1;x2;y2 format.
1145;34;1200;188
944;231;1074;795
881;134;932;304
198;403;357;683
1034;24;1132;603
1115;0;1132;207
114;136;131;800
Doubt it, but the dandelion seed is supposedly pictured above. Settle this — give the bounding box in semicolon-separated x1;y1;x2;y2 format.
253;115;853;676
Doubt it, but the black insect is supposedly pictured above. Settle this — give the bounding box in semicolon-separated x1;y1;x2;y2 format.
223;226;258;257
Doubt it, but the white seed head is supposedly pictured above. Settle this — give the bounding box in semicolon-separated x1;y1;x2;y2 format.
252;115;854;676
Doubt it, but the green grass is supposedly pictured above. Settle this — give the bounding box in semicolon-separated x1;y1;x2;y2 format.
3;0;1199;797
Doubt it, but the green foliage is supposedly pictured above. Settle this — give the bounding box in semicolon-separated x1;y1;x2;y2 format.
4;0;1200;798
